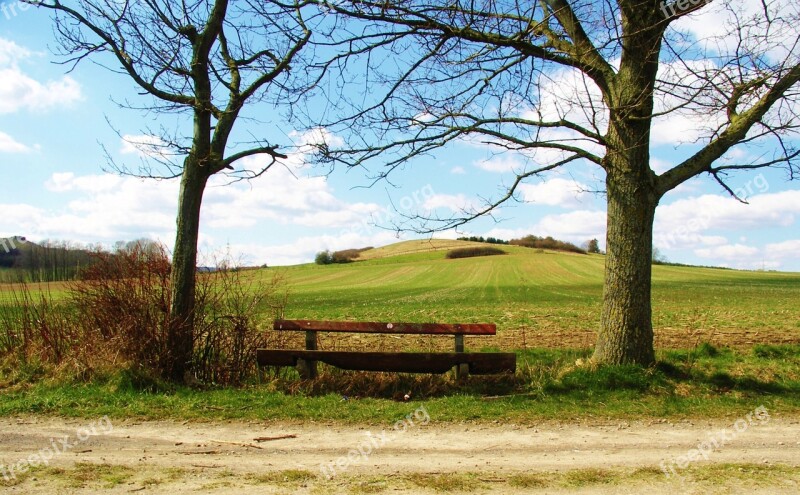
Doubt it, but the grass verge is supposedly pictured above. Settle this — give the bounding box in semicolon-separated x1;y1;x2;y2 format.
4;462;799;493
1;344;799;423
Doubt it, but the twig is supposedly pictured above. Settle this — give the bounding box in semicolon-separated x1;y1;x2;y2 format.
210;440;263;449
253;434;297;442
481;392;540;400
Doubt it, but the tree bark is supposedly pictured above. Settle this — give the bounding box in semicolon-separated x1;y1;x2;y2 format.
167;158;209;381
593;167;659;366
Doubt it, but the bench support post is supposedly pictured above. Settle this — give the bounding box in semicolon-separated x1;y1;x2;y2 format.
297;330;318;379
454;334;469;380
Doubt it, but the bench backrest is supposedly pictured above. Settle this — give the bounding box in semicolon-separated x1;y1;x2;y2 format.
274;319;496;335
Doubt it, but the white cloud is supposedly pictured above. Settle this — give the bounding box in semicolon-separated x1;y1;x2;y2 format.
519;178;592;208
450;166;466;175
672;0;798;60
45;172;123;193
656;190;800;235
422;193;476;213
534;210;607;243
120;134;174;160
486;209;607;246
474;155;523;173
0;38;82;114
203;156;383;230
764;239;800;260
225;230;403;266
0;131;30;153
1;174;177;242
695;243;759;261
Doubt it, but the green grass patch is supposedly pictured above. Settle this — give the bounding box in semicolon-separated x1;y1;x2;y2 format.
2;346;800;422
406;472;478;492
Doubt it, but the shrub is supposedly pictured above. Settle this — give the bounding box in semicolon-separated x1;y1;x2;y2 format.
317;247;372;264
70;242;174;375
445;247;507;259
509;235;586;254
331;249;362;263
456;236;509;245
315;250;333;265
194;265;288;385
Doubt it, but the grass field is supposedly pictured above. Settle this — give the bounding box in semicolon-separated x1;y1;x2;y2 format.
3;239;799;350
2;239;799;423
273;240;800;350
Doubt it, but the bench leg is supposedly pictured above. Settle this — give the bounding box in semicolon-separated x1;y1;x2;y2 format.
454;334;469;380
297;330;318;379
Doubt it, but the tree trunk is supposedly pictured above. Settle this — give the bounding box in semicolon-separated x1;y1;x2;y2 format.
167;159;208;381
593;168;659;366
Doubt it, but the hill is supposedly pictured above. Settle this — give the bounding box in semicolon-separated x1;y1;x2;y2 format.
276;239;800;350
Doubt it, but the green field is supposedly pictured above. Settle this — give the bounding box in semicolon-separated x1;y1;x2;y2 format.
274;240;800;350
2;239;800;421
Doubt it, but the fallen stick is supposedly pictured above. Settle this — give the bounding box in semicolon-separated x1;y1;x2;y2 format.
253;434;297;442
210;440;264;449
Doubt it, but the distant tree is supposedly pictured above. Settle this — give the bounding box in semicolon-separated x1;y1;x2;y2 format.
315;250;334;265
587;239;601;254
652;247;668;264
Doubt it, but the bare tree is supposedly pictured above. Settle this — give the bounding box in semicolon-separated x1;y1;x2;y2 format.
313;0;800;364
29;0;313;380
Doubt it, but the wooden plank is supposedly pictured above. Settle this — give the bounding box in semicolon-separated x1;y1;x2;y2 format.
454;334;468;380
273;319;496;335
298;330;318;379
256;349;516;375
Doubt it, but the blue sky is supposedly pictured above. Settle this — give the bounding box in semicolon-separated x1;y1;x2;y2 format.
1;1;799;271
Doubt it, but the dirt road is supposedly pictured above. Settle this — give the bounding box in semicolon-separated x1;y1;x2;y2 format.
1;413;799;494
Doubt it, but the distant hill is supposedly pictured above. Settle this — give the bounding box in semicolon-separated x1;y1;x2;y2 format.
356;239;498;260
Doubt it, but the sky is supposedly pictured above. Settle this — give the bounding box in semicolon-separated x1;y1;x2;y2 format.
0;1;798;271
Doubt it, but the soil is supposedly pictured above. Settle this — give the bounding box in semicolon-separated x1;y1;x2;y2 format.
1;415;799;494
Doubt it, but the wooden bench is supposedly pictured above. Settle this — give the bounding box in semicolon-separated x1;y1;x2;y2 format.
257;319;516;379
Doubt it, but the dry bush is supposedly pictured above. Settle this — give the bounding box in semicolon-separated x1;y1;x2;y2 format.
0;242;289;386
70;243;173;375
194;266;289;385
0;283;77;365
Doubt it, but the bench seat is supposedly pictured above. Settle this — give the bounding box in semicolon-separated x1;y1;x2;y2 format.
257;349;516;375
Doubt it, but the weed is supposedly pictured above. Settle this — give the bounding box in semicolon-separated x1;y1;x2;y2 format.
508;473;547;487
248;469;316;484
560;468;616;487
406;473;476;492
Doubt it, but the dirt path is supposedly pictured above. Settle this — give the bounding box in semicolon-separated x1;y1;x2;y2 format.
1;414;799;494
